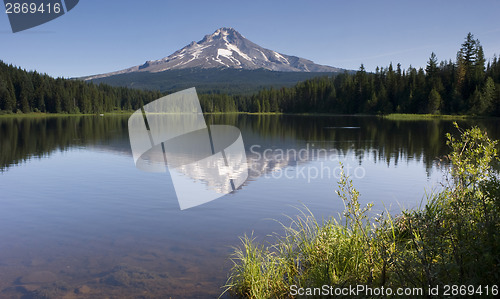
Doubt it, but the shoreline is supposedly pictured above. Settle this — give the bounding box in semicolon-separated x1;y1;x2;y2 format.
1;111;495;119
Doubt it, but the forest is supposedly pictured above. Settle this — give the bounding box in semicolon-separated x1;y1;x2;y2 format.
1;33;499;116
0;62;162;114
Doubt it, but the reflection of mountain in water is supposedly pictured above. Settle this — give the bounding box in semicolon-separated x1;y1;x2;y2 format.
2;115;499;177
171;152;248;194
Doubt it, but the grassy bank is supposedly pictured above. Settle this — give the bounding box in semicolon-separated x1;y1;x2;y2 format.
381;113;472;120
223;123;500;298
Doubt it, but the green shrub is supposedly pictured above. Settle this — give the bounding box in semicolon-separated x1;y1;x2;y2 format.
224;123;499;298
394;123;500;287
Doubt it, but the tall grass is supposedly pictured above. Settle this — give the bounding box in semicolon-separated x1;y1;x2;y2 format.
223;123;499;298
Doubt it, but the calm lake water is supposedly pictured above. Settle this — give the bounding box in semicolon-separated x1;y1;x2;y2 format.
0;115;499;298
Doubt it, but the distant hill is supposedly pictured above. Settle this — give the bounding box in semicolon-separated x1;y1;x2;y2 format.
86;68;335;94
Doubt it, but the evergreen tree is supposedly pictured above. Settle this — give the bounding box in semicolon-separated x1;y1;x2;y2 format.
480;77;495;115
426;52;439;77
0;78;9;111
427;88;442;114
469;88;486;115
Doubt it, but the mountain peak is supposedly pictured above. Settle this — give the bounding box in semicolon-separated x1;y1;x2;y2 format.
200;27;243;44
214;27;238;35
84;28;340;80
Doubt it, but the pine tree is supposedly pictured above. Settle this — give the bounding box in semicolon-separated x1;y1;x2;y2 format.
456;33;485;106
19;75;34;113
426;52;438;78
474;44;486;84
0;78;9;111
479;77;495;115
427;88;442;114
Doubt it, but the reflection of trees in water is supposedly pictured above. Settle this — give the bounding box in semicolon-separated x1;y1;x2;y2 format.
1;115;498;174
0;116;130;171
208;115;500;176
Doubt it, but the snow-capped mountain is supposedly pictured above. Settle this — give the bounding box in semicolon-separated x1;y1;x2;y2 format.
84;27;340;80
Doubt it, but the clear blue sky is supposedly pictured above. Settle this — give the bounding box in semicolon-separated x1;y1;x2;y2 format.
1;0;499;78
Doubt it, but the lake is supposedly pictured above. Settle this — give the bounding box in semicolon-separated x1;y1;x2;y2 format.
0;114;499;298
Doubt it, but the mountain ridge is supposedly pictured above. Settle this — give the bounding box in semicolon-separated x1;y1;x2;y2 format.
82;27;341;81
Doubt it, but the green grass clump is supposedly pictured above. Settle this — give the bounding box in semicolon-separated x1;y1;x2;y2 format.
224;166;393;298
223;123;500;298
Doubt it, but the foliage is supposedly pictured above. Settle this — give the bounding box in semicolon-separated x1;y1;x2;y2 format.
224;124;500;298
394;123;499;288
427;88;442;114
224;165;392;298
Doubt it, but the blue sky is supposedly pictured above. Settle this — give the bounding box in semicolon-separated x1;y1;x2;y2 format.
1;0;499;78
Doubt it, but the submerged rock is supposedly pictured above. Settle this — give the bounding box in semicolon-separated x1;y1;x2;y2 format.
75;285;91;294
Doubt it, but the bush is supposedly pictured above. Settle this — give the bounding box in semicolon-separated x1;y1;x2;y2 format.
224;123;499;298
395;123;500;287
